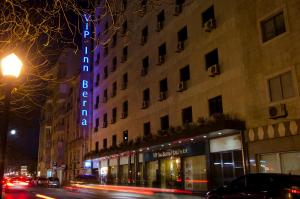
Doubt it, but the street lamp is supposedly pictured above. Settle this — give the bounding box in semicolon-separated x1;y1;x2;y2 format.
0;53;23;198
10;129;16;136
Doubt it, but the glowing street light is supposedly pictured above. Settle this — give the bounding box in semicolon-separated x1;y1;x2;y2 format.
10;129;16;135
1;53;23;78
0;53;23;198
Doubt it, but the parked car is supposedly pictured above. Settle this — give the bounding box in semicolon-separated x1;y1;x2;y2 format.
48;177;60;188
2;176;30;192
206;173;300;199
35;177;48;187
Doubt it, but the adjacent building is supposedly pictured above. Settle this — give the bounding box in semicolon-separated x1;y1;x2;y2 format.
85;0;300;192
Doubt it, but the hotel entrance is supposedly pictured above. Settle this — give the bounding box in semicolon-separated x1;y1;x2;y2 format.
160;157;181;189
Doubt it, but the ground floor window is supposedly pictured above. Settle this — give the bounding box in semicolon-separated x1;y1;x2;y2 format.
160;157;181;189
119;164;128;184
259;151;300;175
184;155;207;192
146;161;158;187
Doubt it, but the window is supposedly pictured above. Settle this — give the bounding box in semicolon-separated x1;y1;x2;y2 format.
209;95;223;115
112;56;117;71
112;82;117;97
144;122;151;136
121;20;127;35
143;88;150;102
104;44;108;57
177;26;188;51
95;141;99;151
122;101;128;118
202;6;215;25
261;12;286;42
96;53;100;65
95;95;99;109
141;26;148;45
104;66;108;79
95;118;99;132
112;107;117;123
103;138;107;149
103;113;108;127
140;0;147;15
158;43;166;64
268;71;294;102
122;73;128;89
95;73;100;86
103;89;108;103
122;46;128;62
205;49;219;69
174;0;185;15
141;56;149;76
182;106;193;124
112;33;117;47
123;130;128;142
159;78;168;100
160;115;169;130
121;0;127;11
104;21;109;32
180;65;190;82
112;135;117;147
157;10;165;31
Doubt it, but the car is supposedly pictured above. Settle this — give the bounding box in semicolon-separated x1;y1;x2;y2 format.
48;177;60;188
206;173;300;199
35;177;49;187
2;176;30;192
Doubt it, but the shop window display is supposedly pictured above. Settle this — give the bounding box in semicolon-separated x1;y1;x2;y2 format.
146;161;158;187
184;155;207;192
160;157;181;189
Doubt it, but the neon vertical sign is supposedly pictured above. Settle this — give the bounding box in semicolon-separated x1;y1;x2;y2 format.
81;14;91;126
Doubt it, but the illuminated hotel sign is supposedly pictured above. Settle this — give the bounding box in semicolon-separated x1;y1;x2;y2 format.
81;14;91;126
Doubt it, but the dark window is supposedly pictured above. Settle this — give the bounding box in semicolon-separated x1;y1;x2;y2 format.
160;78;168;92
122;101;128;118
122;0;127;10
103;113;108;126
112;107;117;123
96;53;100;65
112;56;117;71
95;73;100;86
103;89;108;102
159;43;166;56
112;135;117;147
269;71;294;102
122;73;128;89
95;118;99;132
160;115;169;130
205;49;219;69
122;46;128;62
175;0;185;15
123;130;128;142
144;122;151;136
180;65;190;81
122;20;127;35
157;10;165;31
104;66;108;78
261;12;286;42
95;95;99;109
104;44;108;57
95;141;99;151
178;26;188;42
103;138;107;149
202;6;215;24
182;106;193;124
104;22;109;31
209;95;223;115
142;56;149;70
143;88;150;101
141;26;148;44
112;33;117;47
112;82;117;97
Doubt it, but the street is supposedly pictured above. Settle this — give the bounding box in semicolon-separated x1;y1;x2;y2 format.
2;187;205;199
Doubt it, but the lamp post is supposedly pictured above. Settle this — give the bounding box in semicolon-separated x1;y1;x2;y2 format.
0;53;23;198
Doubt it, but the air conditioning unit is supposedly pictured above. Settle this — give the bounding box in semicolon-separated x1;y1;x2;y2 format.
111;118;116;124
269;104;287;119
208;64;220;77
157;55;165;65
158;92;167;101
176;41;184;52
177;81;187;92
156;21;163;32
102;121;108;128
140;36;147;45
121;83;127;90
121;112;127;119
174;4;182;16
141;67;148;76
142;100;149;109
204;18;216;32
